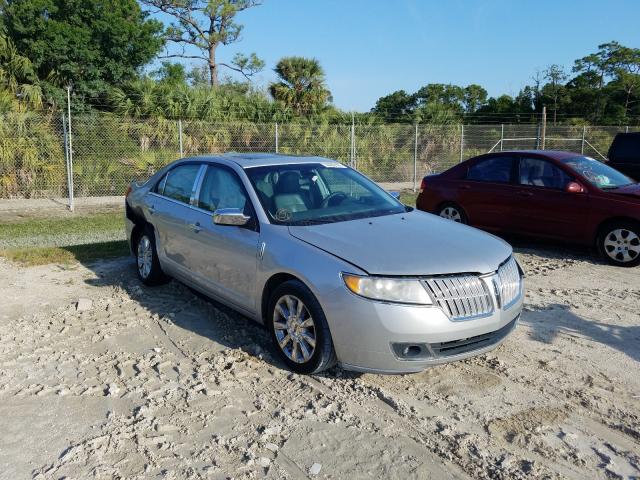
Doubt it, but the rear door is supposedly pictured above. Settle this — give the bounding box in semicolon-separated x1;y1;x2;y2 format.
146;163;203;273
511;156;589;239
456;155;519;231
187;164;260;313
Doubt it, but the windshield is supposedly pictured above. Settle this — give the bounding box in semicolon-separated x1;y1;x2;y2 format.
245;163;406;225
561;156;634;189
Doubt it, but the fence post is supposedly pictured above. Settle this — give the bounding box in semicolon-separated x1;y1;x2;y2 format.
413;124;418;192
500;124;504;151
349;122;355;168
62;114;72;210
275;122;279;153
581;125;586;154
540;106;547;150
66;86;74;212
178;119;183;157
626;126;629;133
459;124;464;162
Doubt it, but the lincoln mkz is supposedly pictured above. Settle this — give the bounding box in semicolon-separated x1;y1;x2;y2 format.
125;154;524;374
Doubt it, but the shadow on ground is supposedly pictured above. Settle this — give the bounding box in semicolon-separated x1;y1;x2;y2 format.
72;236;630;375
501;234;608;266
81;255;357;378
522;305;640;363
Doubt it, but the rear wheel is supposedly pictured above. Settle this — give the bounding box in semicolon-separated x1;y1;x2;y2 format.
437;203;467;224
267;280;337;374
598;221;640;267
135;226;169;285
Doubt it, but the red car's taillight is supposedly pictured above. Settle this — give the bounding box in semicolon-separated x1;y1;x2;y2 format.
125;185;132;198
419;177;428;192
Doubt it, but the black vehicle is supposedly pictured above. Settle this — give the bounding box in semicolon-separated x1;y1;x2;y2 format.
607;132;640;180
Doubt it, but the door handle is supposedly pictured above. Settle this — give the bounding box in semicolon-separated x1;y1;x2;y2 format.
189;222;201;233
517;191;533;197
460;184;471;190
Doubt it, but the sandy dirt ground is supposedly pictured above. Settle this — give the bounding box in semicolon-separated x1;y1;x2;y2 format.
0;245;639;479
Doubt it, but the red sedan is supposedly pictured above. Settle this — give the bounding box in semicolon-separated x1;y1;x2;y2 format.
416;150;640;267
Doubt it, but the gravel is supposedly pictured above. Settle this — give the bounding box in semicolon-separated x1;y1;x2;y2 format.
0;246;639;479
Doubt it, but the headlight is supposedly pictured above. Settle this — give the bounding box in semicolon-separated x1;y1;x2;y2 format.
342;273;433;305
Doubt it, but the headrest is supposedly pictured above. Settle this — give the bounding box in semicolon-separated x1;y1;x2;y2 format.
276;171;302;194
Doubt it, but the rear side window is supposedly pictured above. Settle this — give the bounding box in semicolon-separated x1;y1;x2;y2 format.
609;133;640;163
519;157;572;190
160;164;201;203
467;157;514;183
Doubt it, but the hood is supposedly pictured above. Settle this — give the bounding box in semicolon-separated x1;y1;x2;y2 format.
608;183;640;199
288;210;512;276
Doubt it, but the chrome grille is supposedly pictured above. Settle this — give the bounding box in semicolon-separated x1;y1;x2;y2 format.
497;256;522;309
423;275;494;321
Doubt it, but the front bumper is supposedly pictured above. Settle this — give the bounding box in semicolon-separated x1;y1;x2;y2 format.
321;279;523;374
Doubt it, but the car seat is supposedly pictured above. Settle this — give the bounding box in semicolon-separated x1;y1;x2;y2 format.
273;171;311;213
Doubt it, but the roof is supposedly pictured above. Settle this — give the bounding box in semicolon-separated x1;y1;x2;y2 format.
493;150;582;160
184;152;342;168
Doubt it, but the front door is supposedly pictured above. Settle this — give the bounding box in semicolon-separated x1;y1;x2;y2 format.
511;156;589;240
188;164;260;313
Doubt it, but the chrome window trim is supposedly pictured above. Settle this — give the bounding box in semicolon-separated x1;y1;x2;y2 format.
148;191;231;217
147;164;261;233
190;164;207;206
157;172;168;195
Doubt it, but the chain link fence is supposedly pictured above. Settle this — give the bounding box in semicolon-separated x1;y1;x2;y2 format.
0;111;633;201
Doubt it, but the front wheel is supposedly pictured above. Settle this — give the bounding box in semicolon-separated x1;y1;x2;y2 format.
268;280;337;374
437;203;467;224
598;221;640;267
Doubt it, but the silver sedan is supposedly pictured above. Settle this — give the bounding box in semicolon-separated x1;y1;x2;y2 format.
125;154;524;374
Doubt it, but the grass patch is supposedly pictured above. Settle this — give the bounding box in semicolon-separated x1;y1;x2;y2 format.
1;240;130;267
400;189;418;207
0;212;124;241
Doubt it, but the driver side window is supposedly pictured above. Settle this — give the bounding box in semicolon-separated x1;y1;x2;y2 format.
519;157;571;190
197;165;248;213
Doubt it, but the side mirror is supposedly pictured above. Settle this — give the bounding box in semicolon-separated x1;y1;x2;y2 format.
213;208;251;226
389;191;401;200
565;181;585;194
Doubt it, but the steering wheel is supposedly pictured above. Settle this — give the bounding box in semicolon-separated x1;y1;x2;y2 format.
321;192;347;208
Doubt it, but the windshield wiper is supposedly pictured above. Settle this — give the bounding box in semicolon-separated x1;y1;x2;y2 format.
601;183;633;190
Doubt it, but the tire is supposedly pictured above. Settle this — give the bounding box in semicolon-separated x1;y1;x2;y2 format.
267;280;337;374
437;202;468;224
135;226;169;285
597;221;640;267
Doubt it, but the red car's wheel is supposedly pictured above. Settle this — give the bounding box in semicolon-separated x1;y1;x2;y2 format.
437;203;468;224
598;221;640;267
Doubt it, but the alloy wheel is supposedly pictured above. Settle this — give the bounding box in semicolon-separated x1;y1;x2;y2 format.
440;206;462;222
603;228;640;263
273;294;317;363
137;235;153;279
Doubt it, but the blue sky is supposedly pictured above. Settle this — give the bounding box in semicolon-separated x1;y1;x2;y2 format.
153;0;640;112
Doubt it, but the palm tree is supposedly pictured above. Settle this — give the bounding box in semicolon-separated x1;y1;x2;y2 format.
269;57;331;116
0;34;43;111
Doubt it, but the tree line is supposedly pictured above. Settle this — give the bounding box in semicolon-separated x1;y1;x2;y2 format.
1;0;639;125
373;44;640;126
